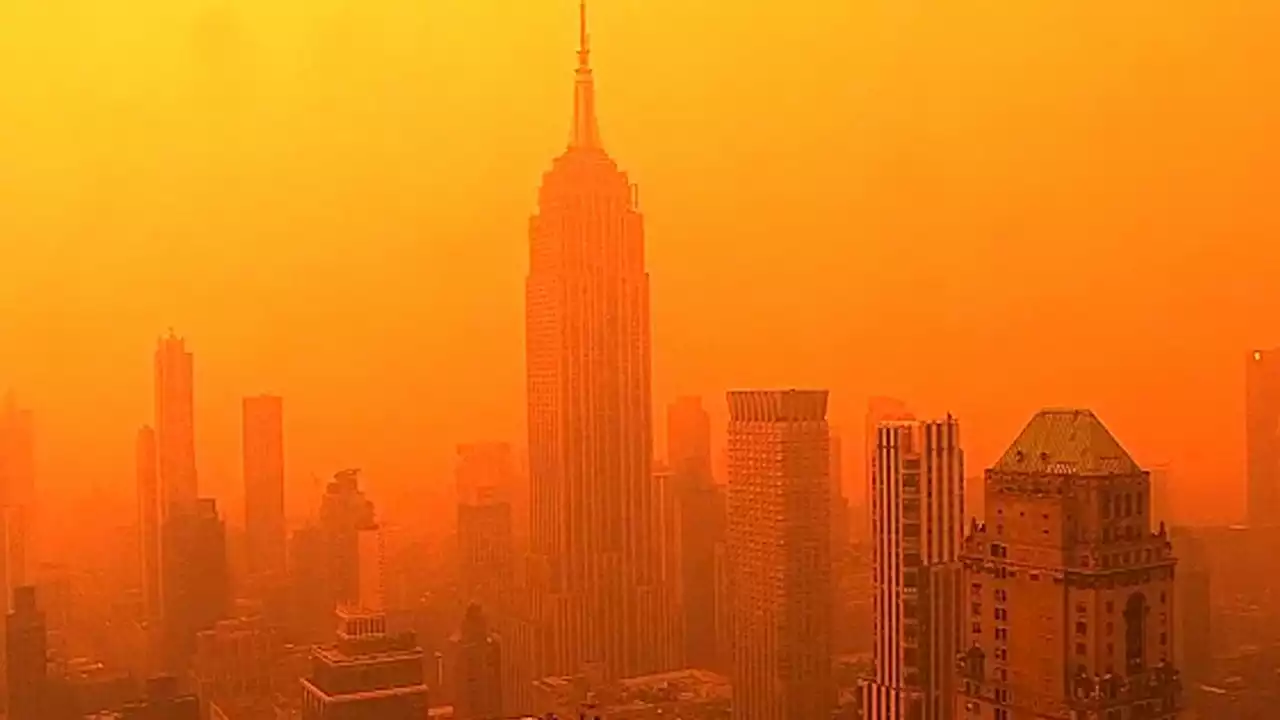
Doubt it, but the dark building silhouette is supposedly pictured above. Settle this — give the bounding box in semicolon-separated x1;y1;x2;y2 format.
524;0;667;679
319;470;376;610
243;395;285;580
154;332;197;518
956;409;1181;720
287;523;331;643
452;603;502;720
0;394;34;593
665;397;724;670
301;607;428;719
119;675;200;720
5;586;46;720
137;426;162;623
1247;349;1280;529
162;498;229;671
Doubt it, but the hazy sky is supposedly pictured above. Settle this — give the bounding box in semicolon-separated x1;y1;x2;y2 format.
1;1;1277;526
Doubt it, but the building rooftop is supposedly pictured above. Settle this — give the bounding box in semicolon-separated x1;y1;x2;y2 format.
536;668;730;713
992;409;1141;476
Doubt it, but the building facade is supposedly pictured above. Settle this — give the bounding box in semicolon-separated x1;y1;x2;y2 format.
452;603;502;720
524;1;664;680
955;409;1181;720
862;417;964;720
0;396;34;592
242;395;286;580
6;586;47;720
727;389;833;720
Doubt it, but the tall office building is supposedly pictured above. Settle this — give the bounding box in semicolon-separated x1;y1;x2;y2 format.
524;2;663;679
955;409;1181;720
861;418;963;720
242;395;285;579
300;606;429;720
665;397;723;670
6;586;47;720
318;470;377;613
137;426;163;621
1246;349;1280;529
453;603;503;720
0;395;34;590
162;498;229;671
1169;527;1211;688
155;332;197;518
831;427;851;549
727;390;832;720
456;443;515;605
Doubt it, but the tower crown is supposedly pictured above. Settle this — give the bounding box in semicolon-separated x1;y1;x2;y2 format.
570;1;601;150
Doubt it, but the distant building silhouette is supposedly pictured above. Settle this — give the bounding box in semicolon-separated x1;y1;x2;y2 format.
5;586;46;720
861;417;964;720
161;498;228;672
0;395;35;594
727;390;833;720
664;397;725;671
136;426;162;623
242;395;286;581
452;603;503;720
154;333;197;518
1169;526;1211;689
523;1;665;680
955;409;1181;719
455;443;515;606
1246;349;1280;529
319;470;378;610
300;606;428;720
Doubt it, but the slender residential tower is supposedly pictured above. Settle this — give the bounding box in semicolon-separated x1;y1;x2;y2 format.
155;332;197;518
862;417;964;720
1246;349;1280;529
524;1;663;679
137;426;162;620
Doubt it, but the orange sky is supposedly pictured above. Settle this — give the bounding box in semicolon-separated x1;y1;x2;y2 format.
1;1;1278;527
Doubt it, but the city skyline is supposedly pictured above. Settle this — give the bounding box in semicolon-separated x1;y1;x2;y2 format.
0;2;1275;530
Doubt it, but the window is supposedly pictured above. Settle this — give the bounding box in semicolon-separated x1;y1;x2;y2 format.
1076;642;1087;655
1076;621;1088;636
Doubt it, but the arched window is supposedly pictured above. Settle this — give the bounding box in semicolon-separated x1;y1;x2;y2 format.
1124;592;1147;675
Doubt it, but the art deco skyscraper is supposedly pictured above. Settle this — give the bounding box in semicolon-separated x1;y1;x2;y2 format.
243;395;285;578
955;409;1181;720
1246;349;1280;529
155;332;197;518
727;390;832;720
862;417;963;720
524;2;662;679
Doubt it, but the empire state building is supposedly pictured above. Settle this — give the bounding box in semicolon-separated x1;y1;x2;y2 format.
525;1;666;680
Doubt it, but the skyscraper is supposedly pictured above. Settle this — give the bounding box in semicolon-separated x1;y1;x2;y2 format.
955;409;1181;720
161;498;229;671
456;443;515;605
155;333;197;518
5;586;47;720
137;426;163;621
453;603;503;720
862;417;963;720
727;390;832;720
1246;349;1280;529
0;395;34;591
524;1;663;679
664;397;724;670
300;606;428;720
318;470;377;613
242;395;285;579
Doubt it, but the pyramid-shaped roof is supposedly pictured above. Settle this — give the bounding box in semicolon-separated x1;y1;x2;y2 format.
992;409;1142;476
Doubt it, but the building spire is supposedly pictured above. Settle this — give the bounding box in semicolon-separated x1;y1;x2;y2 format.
570;0;601;150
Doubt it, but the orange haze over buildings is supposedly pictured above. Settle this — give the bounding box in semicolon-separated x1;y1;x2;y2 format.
1;1;1279;527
